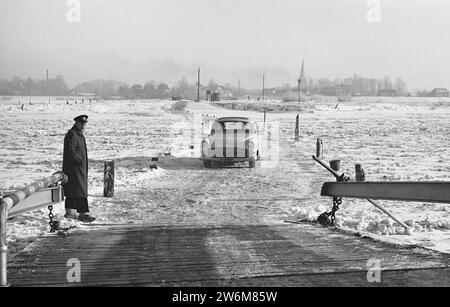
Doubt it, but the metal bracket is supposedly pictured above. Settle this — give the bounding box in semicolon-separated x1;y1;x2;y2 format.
51;186;63;202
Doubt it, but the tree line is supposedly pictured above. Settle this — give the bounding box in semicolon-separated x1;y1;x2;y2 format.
0;76;69;96
280;74;408;96
0;76;243;100
0;74;410;99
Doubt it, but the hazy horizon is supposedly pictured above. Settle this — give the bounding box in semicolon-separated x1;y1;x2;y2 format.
1;0;449;90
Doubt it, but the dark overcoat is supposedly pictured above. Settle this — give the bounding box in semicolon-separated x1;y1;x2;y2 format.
62;125;88;198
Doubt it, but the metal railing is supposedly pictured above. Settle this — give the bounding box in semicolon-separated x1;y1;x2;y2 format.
320;181;450;204
0;171;67;287
312;155;450;228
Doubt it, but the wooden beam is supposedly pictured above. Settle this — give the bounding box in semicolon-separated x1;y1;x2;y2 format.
321;182;450;204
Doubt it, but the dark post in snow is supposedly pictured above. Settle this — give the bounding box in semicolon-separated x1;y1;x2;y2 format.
103;161;114;197
262;107;268;123
355;163;366;182
316;137;323;159
329;159;341;172
295;114;299;142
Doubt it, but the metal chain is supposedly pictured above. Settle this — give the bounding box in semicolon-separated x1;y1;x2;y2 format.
325;172;348;226
312;157;350;227
317;197;342;227
48;205;55;232
329;197;342;226
317;168;347;227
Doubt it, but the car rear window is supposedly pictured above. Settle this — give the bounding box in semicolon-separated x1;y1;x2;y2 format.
223;122;252;131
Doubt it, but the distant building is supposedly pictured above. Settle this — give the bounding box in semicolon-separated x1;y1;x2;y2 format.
377;89;397;97
318;84;350;96
336;84;351;96
429;88;449;97
76;92;96;97
319;87;337;96
211;86;233;100
274;87;309;101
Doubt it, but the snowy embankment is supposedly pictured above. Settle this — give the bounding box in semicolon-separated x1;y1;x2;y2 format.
0;96;449;259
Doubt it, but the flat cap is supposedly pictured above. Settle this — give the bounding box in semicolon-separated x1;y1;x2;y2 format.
74;115;88;123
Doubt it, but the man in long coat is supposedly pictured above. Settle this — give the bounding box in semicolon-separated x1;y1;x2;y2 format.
62;115;96;222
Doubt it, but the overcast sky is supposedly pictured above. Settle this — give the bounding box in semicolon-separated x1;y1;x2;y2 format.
1;0;449;90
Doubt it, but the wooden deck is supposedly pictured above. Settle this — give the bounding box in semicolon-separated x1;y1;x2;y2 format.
9;223;450;286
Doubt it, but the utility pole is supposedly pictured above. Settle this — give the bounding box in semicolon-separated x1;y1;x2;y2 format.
262;74;265;101
46;69;49;96
102;79;105;99
238;79;240;99
297;60;305;112
196;67;200;102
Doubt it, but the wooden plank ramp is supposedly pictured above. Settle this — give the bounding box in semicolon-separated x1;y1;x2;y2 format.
8;223;450;286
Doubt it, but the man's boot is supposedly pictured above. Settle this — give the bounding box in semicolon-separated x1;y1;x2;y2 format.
78;213;96;223
64;209;78;220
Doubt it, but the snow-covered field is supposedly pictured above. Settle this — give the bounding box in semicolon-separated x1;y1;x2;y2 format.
1;95;449;260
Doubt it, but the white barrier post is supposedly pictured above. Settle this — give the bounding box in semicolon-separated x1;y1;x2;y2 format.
1;199;9;287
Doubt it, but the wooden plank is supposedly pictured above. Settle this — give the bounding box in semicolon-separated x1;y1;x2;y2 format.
9;266;450;287
8;224;450;287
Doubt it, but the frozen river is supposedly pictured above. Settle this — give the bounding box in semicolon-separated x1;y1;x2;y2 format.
1;96;449;259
